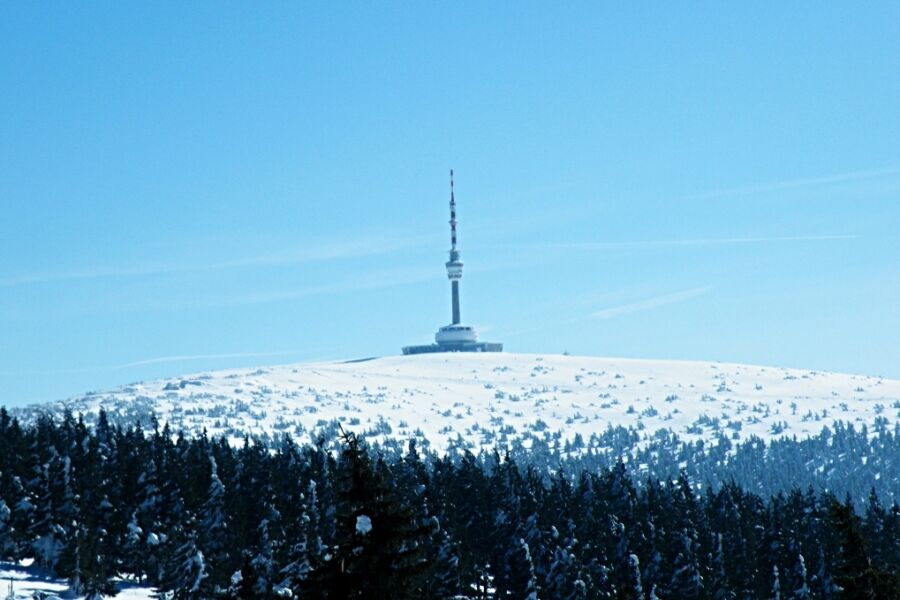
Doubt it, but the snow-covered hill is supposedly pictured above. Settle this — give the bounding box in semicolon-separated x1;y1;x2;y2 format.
15;353;900;454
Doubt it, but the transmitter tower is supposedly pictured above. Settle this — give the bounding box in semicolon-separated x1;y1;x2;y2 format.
402;171;503;355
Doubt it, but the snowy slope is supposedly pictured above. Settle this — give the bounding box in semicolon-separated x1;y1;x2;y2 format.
0;561;154;599
15;353;900;454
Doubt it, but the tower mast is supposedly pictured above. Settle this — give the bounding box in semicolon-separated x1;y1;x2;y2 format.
400;169;503;354
446;169;463;325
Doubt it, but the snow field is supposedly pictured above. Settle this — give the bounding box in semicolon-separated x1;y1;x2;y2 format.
18;353;900;455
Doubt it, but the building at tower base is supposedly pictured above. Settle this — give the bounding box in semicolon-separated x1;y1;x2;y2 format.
402;171;503;355
403;323;504;355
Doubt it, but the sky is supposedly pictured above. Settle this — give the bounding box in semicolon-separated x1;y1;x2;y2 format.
1;3;899;405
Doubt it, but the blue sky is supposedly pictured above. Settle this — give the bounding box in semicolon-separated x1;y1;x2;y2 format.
2;3;899;405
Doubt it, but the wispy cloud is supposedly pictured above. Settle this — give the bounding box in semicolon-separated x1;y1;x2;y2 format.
590;286;713;320
0;233;429;287
114;351;297;369
212;266;441;308
11;351;300;376
558;234;858;251
687;166;900;200
499;285;714;338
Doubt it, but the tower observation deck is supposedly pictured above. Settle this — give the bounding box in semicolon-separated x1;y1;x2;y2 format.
402;171;503;355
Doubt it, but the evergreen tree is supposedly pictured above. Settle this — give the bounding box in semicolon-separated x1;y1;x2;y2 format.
669;529;703;599
862;488;886;568
304;431;432;599
134;456;166;582
65;523;119;600
621;553;643;600
136;457;163;536
8;475;34;561
0;497;14;561
445;451;492;596
708;534;736;600
503;537;539;600
770;566;782;600
31;453;77;574
249;518;276;597
489;453;538;599
121;510;146;582
883;503;900;570
157;527;210;600
279;481;319;595
225;556;258;600
829;499;877;600
787;552;811;600
427;530;461;599
199;454;230;587
543;535;589;600
609;517;643;599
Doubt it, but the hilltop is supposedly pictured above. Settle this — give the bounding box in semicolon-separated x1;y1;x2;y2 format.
14;353;900;455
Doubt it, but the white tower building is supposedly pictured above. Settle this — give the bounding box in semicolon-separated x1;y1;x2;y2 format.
402;171;503;355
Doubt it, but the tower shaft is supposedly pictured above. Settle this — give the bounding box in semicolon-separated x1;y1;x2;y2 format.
445;169;464;324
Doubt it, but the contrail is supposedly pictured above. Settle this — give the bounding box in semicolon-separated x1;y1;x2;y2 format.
14;351;299;375
500;285;713;338
114;351;298;369
590;286;714;320
0;233;429;287
560;234;858;251
687;166;900;200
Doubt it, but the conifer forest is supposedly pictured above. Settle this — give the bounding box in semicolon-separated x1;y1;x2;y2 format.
1;408;899;599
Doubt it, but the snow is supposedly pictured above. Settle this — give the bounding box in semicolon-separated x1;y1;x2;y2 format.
14;353;900;454
0;562;154;599
356;515;373;535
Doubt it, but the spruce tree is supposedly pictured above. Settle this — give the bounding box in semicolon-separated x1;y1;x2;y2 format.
770;565;782;600
669;529;703;600
862;488;886;568
787;552;810;600
503;537;539;600
249;518;276;597
8;475;34;561
0;497;14;561
31;453;77;575
121;510;146;582
304;430;432;599
621;553;643;600
708;534;736;600
279;480;320;595
427;530;461;599
65;523;119;600
199;454;230;587
157;526;210;600
544;539;590;600
829;499;877;600
446;451;492;595
135;456;165;582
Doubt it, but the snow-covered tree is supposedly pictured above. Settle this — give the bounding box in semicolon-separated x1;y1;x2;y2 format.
428;530;461;598
31;453;77;574
788;552;811;600
64;523;118;600
770;565;782;600
0;497;14;560
708;534;736;600
504;537;539;600
250;518;276;596
669;529;703;599
157;528;209;600
199;454;229;584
